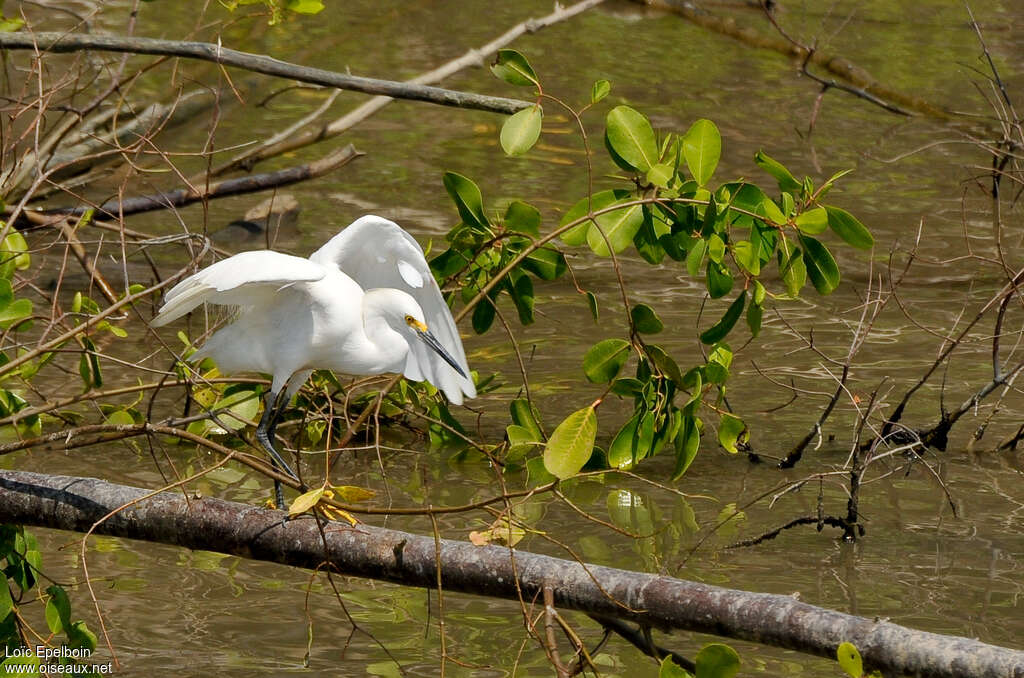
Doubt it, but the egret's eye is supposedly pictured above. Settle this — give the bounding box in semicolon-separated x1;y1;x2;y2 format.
405;315;428;332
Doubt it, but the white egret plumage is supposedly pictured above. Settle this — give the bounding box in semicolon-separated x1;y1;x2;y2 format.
152;215;475;507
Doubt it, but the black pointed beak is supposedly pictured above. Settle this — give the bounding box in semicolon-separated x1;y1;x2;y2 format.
415;327;467;379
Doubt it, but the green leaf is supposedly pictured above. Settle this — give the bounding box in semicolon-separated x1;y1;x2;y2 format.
583;339;631;383
1;655;39;675
646;162;674;188
779;248;805;300
605;105;658;172
754;150;802;193
510;273;535;324
472;298;495;334
521;247;566;280
707;234;725;263
1;231;30;272
837;642;864;678
591;79;611;104
442;172;489;230
659;655;692;678
717;414;747;454
211;388;260;431
746;297;763;338
672;415;700;480
695;643;741;678
794;207;828;235
285;0;324;13
67;620;97;651
610;377;644;398
0;17;25;33
490;49;538;87
559;189;630;246
585;291;599;321
685;238;706;277
0;278;11;308
587;201;644;256
733;240;760;276
799;235;841;295
645;345;684;385
45;585;71;634
0;298;31;328
543;405;598;480
500;104;543;156
630;303;664;334
504;201;541;237
0;578;11;621
682;119;721;186
700;291;746;344
607;413;640;469
825;206;873;250
705;261;733;299
510;398;543;441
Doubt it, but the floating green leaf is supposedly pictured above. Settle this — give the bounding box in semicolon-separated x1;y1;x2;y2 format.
583;338;631;383
717;413;747;454
695;643;741;678
700;291;746;344
605;105;658;172
799;235;841;295
442;172;489;229
587;201;644;256
754;149;802;193
682;119;721;186
543;404;598;480
490;49;538;87
825;205;873;250
500;104;543;156
591;79;611;104
631;303;664;334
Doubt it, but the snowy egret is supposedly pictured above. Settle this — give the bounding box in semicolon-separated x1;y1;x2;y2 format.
152;215;476;507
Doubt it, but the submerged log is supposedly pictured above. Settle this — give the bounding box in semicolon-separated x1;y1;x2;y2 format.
0;470;1020;678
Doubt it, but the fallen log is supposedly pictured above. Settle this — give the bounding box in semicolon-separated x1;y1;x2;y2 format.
0;470;1020;678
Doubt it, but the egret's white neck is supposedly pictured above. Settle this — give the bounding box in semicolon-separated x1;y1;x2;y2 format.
361;289;411;372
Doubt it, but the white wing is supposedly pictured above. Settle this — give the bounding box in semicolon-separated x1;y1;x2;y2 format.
152;250;325;326
309;215;476;404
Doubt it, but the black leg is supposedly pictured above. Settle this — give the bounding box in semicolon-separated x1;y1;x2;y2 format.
256;390;298;511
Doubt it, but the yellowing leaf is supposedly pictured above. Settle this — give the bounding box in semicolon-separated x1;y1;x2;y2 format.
288;487;325;516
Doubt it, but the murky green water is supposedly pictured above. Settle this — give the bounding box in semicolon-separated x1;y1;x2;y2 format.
8;0;1024;674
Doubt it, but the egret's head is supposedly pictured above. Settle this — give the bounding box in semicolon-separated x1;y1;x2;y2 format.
367;289;467;379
